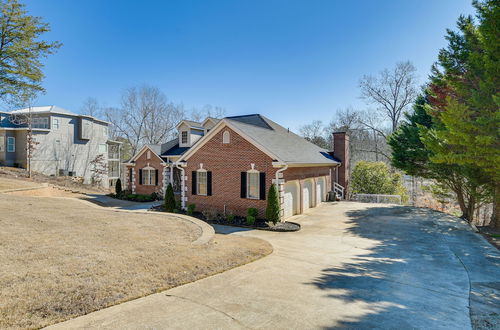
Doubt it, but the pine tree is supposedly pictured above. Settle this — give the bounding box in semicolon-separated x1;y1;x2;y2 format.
164;183;176;213
266;184;280;225
0;0;61;105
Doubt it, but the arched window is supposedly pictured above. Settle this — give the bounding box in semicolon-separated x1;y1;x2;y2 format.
140;166;157;186
222;131;230;144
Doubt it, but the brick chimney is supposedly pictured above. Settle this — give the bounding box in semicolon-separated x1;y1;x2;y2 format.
332;132;350;198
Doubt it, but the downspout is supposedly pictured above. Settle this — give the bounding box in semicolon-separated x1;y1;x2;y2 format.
275;163;288;222
175;161;186;210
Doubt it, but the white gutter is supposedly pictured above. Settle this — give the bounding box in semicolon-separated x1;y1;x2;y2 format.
175;161;187;210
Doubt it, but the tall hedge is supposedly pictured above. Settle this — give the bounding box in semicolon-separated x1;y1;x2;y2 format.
164;183;176;212
266;184;280;224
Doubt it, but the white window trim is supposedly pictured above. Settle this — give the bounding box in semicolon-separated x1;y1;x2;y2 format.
7;136;15;152
197;169;208;196
142;167;156;186
181;130;188;145
33;117;49;129
246;170;260;200
52;118;59;129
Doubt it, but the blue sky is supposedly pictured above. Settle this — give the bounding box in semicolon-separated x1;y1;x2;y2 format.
22;0;474;131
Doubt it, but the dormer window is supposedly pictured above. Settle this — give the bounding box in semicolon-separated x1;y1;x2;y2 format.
181;131;188;144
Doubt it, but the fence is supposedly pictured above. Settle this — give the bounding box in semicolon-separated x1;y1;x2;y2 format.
353;194;402;205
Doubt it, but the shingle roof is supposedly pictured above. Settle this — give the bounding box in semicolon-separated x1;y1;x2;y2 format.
225;114;338;165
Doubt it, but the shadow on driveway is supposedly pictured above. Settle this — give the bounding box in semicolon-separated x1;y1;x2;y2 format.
307;205;500;329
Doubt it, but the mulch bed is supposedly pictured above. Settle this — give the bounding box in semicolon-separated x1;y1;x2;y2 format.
151;205;300;232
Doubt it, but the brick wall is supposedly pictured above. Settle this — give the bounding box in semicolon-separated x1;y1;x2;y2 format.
185;127;277;218
126;149;165;196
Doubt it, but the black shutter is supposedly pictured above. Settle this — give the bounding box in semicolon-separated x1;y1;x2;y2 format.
259;172;266;200
192;171;197;195
155;169;159;186
240;172;247;198
207;171;212;196
129;168;132;185
139;169;143;185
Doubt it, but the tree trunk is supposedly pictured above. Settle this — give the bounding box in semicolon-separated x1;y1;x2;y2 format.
491;184;500;229
454;186;467;219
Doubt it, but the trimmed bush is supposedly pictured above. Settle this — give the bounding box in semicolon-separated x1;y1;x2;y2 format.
187;204;196;216
226;213;235;223
266;184;280;225
115;179;122;196
164;183;176;212
247;208;258;217
246;215;256;226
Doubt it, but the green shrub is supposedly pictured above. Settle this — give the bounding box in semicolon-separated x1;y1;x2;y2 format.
226;212;235;223
351;161;408;204
173;208;179;213
247;208;258;217
187;204;196;216
246;215;256;226
115;179;122;196
265;184;280;225
164;183;176;212
150;192;160;201
127;194;136;200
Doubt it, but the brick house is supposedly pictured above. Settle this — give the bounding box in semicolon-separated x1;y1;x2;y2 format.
125;114;349;220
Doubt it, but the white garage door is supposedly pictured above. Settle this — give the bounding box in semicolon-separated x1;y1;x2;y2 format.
284;181;299;219
316;177;325;205
303;179;314;211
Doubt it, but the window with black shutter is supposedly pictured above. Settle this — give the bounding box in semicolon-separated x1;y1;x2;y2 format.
241;172;247;198
207;171;212;196
259;172;266;200
192;171;197;195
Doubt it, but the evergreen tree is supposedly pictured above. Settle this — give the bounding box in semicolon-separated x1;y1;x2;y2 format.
389;93;491;221
115;178;122;196
164;183;176;213
424;0;499;227
266;184;280;225
0;0;61;104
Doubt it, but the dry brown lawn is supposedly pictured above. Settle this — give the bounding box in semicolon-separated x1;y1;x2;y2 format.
0;176;42;191
0;194;272;330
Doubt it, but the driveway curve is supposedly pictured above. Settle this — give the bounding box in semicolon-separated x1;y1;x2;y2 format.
47;202;500;329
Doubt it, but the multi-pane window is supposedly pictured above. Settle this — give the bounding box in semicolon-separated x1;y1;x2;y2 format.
98;144;107;153
32;117;49;129
181;131;188;144
197;171;207;195
52;118;60;129
142;168;156;185
7;137;15;152
247;172;259;199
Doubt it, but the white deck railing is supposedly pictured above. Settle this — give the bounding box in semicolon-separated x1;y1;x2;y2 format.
334;182;345;199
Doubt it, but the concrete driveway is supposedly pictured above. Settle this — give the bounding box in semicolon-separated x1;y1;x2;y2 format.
48;202;500;329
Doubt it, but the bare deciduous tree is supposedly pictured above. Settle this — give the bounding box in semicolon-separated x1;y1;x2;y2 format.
190;104;226;122
359;61;418;132
9;96;40;178
81;97;101;117
299;120;329;149
103;86;184;155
